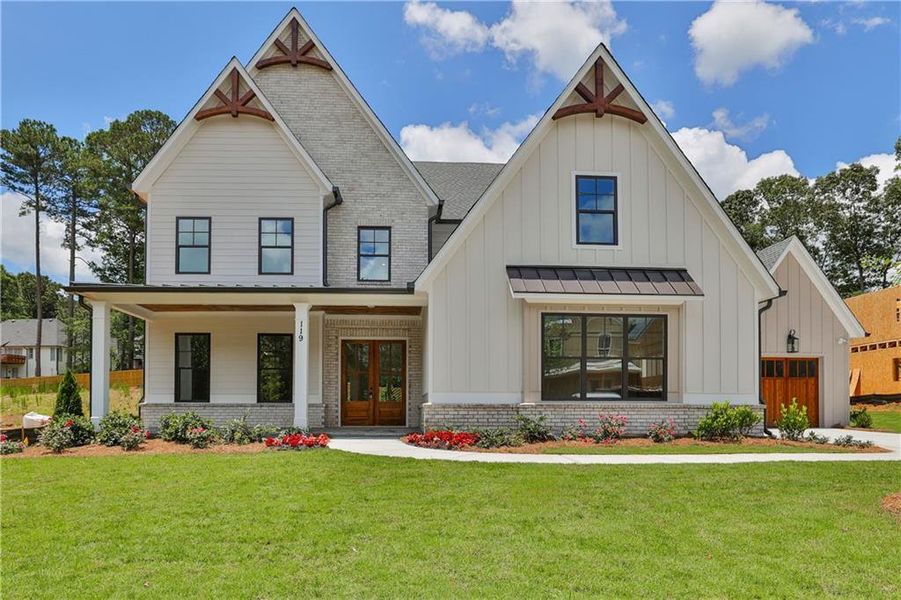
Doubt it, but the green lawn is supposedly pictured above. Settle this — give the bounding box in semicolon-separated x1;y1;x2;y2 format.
3;451;899;598
870;408;901;433
539;442;863;454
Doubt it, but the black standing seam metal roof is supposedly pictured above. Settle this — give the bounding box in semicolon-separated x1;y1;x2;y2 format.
506;266;704;296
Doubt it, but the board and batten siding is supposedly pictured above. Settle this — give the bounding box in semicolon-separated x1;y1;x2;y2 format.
146;118;324;285
144;313;322;405
762;252;850;426
426;115;759;404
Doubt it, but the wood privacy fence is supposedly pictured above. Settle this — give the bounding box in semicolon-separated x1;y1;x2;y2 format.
1;369;143;391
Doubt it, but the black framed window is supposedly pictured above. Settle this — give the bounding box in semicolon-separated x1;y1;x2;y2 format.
576;175;617;245
542;313;666;401
358;227;390;281
259;218;294;274
175;333;210;402
257;334;292;403
176;217;211;274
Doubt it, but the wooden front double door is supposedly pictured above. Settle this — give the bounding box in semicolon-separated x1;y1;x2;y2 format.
341;340;406;426
760;357;820;427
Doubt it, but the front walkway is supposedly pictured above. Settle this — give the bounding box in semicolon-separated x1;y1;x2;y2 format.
328;428;901;464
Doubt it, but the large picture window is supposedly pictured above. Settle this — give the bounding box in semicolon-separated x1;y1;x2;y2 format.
259;218;294;274
575;175;617;245
175;333;210;402
176;217;211;274
357;227;391;281
257;334;293;403
542;313;665;401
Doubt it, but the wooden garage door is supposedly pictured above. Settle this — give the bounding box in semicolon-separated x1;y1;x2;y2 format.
761;358;819;427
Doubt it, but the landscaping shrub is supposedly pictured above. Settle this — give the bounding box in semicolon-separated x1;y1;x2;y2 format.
38;415;94;453
219;413;280;445
53;371;83;416
560;420;588;441
0;434;25;454
775;399;808;441
473;427;523;449
803;431;829;444
403;430;478;450
850;407;872;429
97;411;143;447
119;425;149;451
514;414;554;443
264;432;330;450
647;418;676;443
159;412;213;443
185;426;216;449
590;414;628;443
695;402;759;441
833;435;874;448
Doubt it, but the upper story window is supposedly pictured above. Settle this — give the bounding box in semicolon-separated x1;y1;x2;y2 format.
576;175;618;245
358;227;391;282
176;217;211;274
259;218;294;275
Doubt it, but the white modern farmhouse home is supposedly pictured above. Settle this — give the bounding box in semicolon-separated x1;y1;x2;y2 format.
71;8;863;433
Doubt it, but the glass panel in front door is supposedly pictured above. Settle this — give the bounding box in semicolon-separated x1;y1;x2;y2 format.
345;342;370;401
378;342;403;402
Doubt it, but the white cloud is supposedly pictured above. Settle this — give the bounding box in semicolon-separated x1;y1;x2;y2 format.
651;100;675;121
689;1;814;86
468;102;501;118
852;16;890;31
1;192;100;283
836;153;895;192
403;1;490;57
820;18;847;35
711;108;771;141
403;0;627;81
400;114;539;163
672;127;799;199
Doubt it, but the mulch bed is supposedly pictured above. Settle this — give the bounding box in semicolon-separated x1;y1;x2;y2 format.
470;437;886;454
1;439;270;459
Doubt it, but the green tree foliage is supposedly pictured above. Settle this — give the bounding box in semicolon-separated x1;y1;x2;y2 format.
1;120;63;375
54;370;84;416
0;265;29;319
85;110;175;368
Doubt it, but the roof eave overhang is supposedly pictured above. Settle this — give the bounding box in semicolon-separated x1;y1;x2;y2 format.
512;292;702;306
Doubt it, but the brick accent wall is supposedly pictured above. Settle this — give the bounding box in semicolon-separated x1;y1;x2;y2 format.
322;316;423;428
253;37;430;289
421;402;766;437
308;403;325;429
141;403;294;430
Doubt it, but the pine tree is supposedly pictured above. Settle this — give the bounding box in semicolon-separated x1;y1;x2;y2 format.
54;370;83;416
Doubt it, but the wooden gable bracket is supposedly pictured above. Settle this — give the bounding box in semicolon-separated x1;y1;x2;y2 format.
552;57;647;124
255;18;332;71
195;69;275;122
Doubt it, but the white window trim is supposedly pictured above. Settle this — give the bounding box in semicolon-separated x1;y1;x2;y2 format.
571;170;624;251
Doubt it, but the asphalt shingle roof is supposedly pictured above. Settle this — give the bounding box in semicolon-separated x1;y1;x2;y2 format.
414;161;504;220
1;318;67;347
756;238;792;271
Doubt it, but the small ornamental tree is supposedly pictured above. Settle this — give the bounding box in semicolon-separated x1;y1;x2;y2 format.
54;371;83;416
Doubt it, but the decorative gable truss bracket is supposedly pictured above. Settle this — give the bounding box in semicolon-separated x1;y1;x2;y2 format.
195;69;274;122
255;18;332;71
552;57;647;124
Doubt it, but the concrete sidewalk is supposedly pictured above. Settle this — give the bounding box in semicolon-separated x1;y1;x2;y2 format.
328;428;901;465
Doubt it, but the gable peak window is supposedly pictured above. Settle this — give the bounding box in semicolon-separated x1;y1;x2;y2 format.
176;217;211;274
358;227;391;282
259;218;294;275
576;175;618;245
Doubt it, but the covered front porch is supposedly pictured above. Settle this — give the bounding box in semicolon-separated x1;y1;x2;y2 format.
71;285;426;430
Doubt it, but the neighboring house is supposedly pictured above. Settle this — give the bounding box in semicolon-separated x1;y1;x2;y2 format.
756;238;866;427
69;8;855;432
0;319;68;379
846;285;901;402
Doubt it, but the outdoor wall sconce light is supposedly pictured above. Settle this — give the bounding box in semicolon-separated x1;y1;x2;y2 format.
787;329;799;353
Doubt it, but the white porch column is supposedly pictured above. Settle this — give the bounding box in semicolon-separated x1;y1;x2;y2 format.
293;303;311;429
90;301;111;428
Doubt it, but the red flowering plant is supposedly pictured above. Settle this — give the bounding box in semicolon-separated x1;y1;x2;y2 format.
647;418;676;443
120;425;150;451
185;426;217;449
590;413;628;444
264;432;330;450
561;418;592;442
403;430;479;450
0;434;25;455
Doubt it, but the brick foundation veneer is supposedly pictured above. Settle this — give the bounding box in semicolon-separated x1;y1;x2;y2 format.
421;402;766;437
141;403;295;430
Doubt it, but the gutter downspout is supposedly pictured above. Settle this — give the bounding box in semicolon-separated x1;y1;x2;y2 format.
758;288;787;436
322;186;343;287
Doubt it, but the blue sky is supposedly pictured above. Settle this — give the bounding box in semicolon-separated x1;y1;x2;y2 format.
2;1;899;282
